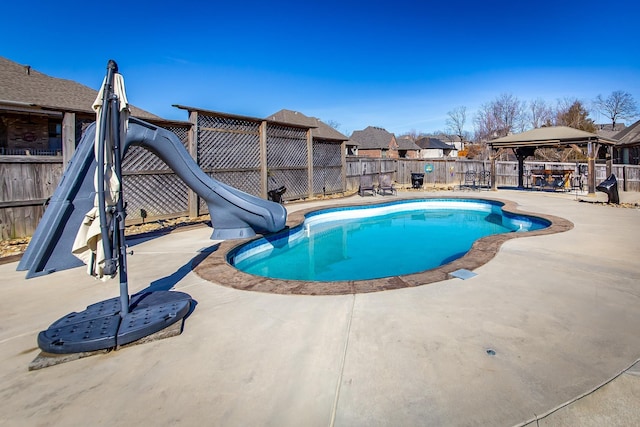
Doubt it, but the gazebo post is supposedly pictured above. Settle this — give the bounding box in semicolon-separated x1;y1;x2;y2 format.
490;147;498;191
513;147;536;189
587;141;598;195
606;145;613;177
517;154;525;188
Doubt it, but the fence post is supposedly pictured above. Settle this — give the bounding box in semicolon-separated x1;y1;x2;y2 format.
62;112;76;170
307;129;313;198
187;110;199;217
587;142;597;194
260;121;268;199
341;141;347;192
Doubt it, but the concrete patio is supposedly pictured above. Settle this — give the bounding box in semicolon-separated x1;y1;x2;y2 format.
1;189;639;426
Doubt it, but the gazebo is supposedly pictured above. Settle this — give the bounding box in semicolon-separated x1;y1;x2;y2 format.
488;126;618;194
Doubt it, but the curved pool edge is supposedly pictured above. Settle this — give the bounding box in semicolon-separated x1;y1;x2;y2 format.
193;196;574;295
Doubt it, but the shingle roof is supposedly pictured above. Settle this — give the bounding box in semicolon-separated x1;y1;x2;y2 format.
396;137;421;151
490;126;617;147
267;109;348;141
350;126;396;150
426;133;461;143
415;137;455;150
596;123;626;140
0;56;160;119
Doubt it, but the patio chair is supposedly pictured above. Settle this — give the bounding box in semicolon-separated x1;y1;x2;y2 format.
479;170;491;189
359;174;376;196
377;173;397;196
460;170;477;191
553;173;572;192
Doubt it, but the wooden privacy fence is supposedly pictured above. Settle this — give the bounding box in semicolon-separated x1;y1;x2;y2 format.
345;158;640;192
5;144;640;240
0;155;64;239
345;157;396;191
1;110;345;239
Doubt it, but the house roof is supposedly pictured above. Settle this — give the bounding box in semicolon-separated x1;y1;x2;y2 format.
0;56;160;120
266;109;348;141
614;119;640;146
415;137;455;150
490;126;617;148
428;133;462;143
596;123;627;140
396;137;421;151
350;126;396;150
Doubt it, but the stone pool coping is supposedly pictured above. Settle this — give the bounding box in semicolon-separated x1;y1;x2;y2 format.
194;196;573;295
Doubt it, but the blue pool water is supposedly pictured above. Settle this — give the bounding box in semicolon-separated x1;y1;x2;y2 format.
229;199;549;282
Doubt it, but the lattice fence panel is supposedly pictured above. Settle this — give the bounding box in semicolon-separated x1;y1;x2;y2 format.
313;141;342;167
166;125;189;144
313;167;343;194
123;173;189;220
269;169;308;201
197;115;260;170
266;124;308;168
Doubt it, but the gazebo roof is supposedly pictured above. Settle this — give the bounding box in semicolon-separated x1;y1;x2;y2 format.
490;126;617;148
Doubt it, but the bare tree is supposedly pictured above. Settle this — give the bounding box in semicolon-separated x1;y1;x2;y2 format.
398;129;421;141
529;98;553;128
495;93;526;134
593;90;638;130
446;106;469;144
325;119;341;130
473;93;526;142
473;104;499;143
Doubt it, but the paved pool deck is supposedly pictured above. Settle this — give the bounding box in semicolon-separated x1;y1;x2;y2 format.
1;188;639;426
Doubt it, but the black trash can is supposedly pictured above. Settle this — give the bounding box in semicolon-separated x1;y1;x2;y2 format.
267;186;286;204
411;173;424;189
596;174;619;204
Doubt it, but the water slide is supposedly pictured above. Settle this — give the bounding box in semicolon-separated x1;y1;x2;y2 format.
17;117;287;278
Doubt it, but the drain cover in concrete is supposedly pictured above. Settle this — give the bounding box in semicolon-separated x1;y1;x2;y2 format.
449;269;477;280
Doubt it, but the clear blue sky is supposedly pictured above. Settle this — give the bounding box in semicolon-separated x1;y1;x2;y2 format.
2;0;638;136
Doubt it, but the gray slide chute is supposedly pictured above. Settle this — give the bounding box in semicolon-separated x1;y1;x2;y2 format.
18;117;287;278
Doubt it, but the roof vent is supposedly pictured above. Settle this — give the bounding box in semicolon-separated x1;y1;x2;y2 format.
24;65;31;75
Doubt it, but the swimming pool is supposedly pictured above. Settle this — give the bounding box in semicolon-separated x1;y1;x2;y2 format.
228;199;550;282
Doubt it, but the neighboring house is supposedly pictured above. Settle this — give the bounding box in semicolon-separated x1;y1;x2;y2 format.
350;126;402;158
345;139;359;156
415;137;457;158
266;109;348;144
613;119;639;164
396;137;421;159
428;133;464;151
596;123;626;141
266;109;348;196
0;56;166;164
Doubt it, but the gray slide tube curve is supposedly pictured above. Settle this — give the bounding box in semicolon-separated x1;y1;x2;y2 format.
18;117;287;278
125;118;286;239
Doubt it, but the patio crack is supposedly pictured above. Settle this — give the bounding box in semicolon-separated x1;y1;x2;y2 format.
329;293;356;427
